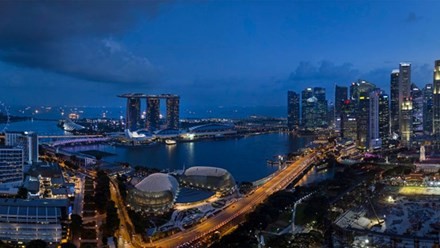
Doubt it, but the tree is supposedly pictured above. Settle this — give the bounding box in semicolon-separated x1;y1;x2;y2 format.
70;214;83;238
16;187;28;199
104;200;120;237
27;239;48;248
60;242;77;248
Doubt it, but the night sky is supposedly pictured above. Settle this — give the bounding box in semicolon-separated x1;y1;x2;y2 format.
1;1;440;108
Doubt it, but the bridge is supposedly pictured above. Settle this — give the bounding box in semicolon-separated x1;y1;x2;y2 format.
38;135;109;146
134;149;321;248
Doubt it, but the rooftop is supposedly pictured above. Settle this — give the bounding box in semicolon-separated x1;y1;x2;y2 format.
135;173;179;193
184;166;229;177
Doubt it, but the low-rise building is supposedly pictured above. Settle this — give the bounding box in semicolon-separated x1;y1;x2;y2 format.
0;198;69;245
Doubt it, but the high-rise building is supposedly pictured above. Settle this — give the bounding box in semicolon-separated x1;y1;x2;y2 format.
126;97;141;131
433;60;440;136
119;94;181;133
369;90;382;150
411;84;423;135
340;100;357;141
398;63;412;147
423;84;433;134
301;87;328;130
301;88;314;129
335;85;348;131
166;96;180;130
0;147;23;185
287;91;300;130
357;92;370;149
390;69;400;135
5;132;38;164
378;91;390;146
146;97;161;132
314;87;328;127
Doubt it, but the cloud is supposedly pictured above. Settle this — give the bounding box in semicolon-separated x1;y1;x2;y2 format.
287;61;360;89
405;12;423;23
0;1;169;85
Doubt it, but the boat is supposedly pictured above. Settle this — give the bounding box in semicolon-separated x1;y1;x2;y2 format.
165;139;177;145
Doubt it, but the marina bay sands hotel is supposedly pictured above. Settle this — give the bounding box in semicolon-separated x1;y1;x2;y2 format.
118;93;180;132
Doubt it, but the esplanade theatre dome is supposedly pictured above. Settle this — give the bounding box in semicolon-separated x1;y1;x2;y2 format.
180;166;236;193
127;173;179;214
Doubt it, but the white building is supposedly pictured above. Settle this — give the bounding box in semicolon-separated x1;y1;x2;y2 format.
0;147;24;186
5;131;38;164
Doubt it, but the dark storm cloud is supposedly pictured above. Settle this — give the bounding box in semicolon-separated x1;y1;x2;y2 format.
0;1;169;85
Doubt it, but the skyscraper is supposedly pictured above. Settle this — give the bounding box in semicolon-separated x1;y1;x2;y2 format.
314;87;328;127
378;91;390;146
287;91;300;130
369;90;382;150
423;84;433;134
301;87;328;130
301;88;314;129
335;85;348;131
390;70;400;135
166;96;180;130
340;99;357;141
398;63;412;147
146;97;161;132
126;97;141;131
433;60;440;136
357;91;370;149
411;84;423;135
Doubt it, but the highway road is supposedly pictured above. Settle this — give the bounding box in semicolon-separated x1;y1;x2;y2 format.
144;151;318;248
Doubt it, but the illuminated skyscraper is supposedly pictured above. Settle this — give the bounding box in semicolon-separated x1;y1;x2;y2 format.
423;84;433;134
357;91;370;149
340;100;357;141
335;85;348;131
146;97;161;132
411;84;423;135
390;70;400;134
287;91;300;130
301;88;314;129
398;63;412;147
314;87;328;127
166;96;180;130
378;91;390;146
433;60;440;136
369;90;382;150
126;97;141;131
119;93;180;133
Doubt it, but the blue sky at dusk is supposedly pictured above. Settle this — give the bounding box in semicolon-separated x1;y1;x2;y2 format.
0;0;439;109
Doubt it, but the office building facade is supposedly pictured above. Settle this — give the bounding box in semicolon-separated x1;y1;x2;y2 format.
0;147;23;185
378;91;390;146
390;70;400;135
423;84;433;134
340;100;357;141
398;63;412;147
433;60;440;136
287;91;300;130
335;85;348;131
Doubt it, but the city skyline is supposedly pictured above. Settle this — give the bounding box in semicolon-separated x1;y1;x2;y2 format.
1;1;440;108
